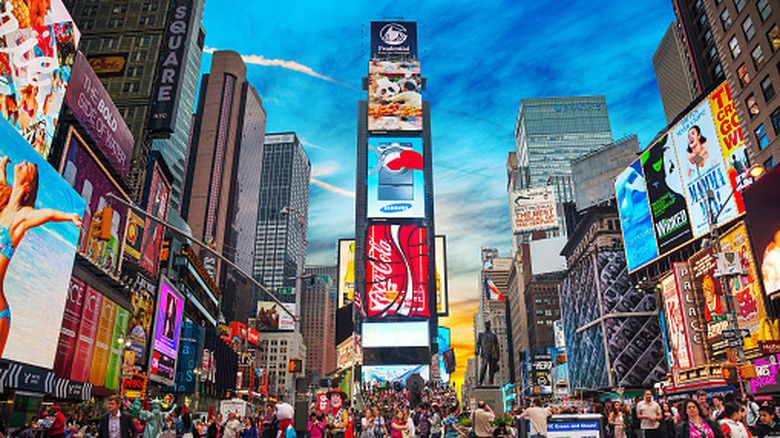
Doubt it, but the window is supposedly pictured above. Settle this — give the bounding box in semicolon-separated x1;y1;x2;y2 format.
83;20;94;30
762;76;776;101
743;16;756;41
535;299;542;305
709;46;718;61
734;0;746;13
715;63;724;78
729;35;742;58
738;63;751;86
699;13;708;30
535;310;543;316
108;18;123;27
752;44;766;69
111;4;127;13
721;8;732;30
756;124;769;149
765;157;775;169
132;51;147;61
746;94;760;117
102;38;118;50
136;36;150;47
758;0;772;21
768;25;780;52
140;16;155;25
704;30;714;44
773;107;780;134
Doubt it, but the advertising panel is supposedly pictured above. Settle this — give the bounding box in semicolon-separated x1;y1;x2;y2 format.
0;4;77;157
615;159;659;272
89;298;117;386
361;364;429;383
123;210;145;261
337;239;355;308
170;320;200;393
148;0;196;137
437;327;451;383
53;276;85;378
148;277;184;386
508;186;558;234
365;224;429;318
140;159;171;277
61;128;128;276
368;60;422;131
750;354;780;394
104;306;129;390
671;98;739;237
70;286;102;382
362;322;429;348
662;273;691;369
256;302;295;331
641;135;693;254
742;166;780;298
0;117;84;369
689;248;728;360
720;222;765;353
673;263;708;367
86;53;128;77
527;349;554;394
367;137;424;218
546;420;601;438
435;236;449;316
370;21;417;59
709;83;751;212
65;53;134;177
126;273;156;368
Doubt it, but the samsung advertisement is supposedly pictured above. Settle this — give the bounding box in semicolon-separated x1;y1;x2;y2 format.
367;137;424;219
149;276;184;386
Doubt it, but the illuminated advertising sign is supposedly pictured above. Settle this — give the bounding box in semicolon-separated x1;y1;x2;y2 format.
743;166;780;298
61;128;129;276
0;3;78;157
168;320;200;393
362;364;429;383
641;135;693;254
615;159;659;272
69;285;101;382
337;335;363;370
66;52;134;177
438;327;451;383
671;97;739;237
662;272;691;369
0;117;84;369
148;0;196;137
149;277;184;386
247;328;259;345
362;322;429;348
672;263;707;367
370;21;417;59
87;53;128;78
435;236;449;316
368;60;422;131
126;273;156;368
508;186;558;234
256;302;295;331
709;83;750;212
720;221;765;353
337;239;355;308
750;354;780;394
140;158;171;277
689;248;728;360
367;137;424;218
365;224;429;318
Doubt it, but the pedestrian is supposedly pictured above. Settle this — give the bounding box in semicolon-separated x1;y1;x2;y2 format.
610;403;626;438
241;418;258;438
753;406;780;438
309;413;326;438
711;397;725;422
223;413;242;438
744;396;759;432
416;405;431;438
696;392;712;422
472;402;495;438
443;407;465;438
718;403;751;438
97;395;138;438
390;410;409;438
637;391;662;438
662;402;677;438
677;399;723;438
326;389;350;438
261;406;276;438
520;399;551;438
208;415;223;438
430;405;443;438
47;405;67;438
179;412;197;438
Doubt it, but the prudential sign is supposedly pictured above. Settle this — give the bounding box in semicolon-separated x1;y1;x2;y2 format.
371;21;418;59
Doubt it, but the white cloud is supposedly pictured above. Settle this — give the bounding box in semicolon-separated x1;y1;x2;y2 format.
310;178;355;198
311;161;341;178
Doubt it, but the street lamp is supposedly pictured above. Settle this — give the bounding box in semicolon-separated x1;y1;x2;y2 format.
280;206;306;406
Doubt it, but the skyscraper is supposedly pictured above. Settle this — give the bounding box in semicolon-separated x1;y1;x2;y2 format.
670;0;725;94
514;96;612;203
253;133;311;308
653;23;700;123
301;268;338;380
181;50;267;322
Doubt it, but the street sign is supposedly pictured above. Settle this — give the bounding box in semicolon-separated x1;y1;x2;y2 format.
278;287;293;295
728;339;744;348
722;329;750;339
712;314;728;322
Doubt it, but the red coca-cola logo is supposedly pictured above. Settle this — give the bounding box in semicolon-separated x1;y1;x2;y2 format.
365;224;429;317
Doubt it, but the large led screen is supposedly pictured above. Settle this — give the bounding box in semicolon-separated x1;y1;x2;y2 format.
368;60;422;131
437;326;451;383
256;301;295;331
615;158;658;272
709;83;751;212
435;236;449;316
662;272;691;369
362;364;429;383
138;158;170;276
367;137;424;218
337;239;355;308
743;166;780;298
671;96;739;237
0;116;84;368
641;135;693;254
362;321;429;348
365;224;429;318
149;276;184;386
689;247;728;360
0;2;78;157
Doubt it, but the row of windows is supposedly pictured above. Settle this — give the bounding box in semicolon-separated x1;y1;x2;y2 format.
534;298;559;305
534;309;561;316
754;107;780;150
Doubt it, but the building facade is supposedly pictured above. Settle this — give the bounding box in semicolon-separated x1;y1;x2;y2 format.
480;257;514;385
671;0;726;95
654;22;701;123
525;274;564;350
302;267;338;380
257;332;306;400
571;135;640;212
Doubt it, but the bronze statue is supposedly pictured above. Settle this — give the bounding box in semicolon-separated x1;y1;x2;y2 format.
475;321;500;385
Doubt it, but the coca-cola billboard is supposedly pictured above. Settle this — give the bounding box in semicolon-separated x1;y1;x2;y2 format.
365;224;430;318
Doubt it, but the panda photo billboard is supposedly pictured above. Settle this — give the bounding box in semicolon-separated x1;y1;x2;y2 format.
368;60;422;131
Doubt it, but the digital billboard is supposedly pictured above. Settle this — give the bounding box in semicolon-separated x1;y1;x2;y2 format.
362;321;429;348
508;186;558;234
65;53;134;177
437;327;451;383
60;128;129;276
139;158;171;277
256;301;295;331
368;60;422;131
435;236;449;316
671;96;739;237
362;364;429;383
126;273;156;368
743;166;780;298
337;239;355;308
662;272;691;369
709;83;751;212
0;116;84;369
365;224;429;318
672;263;707;367
149;276;184;386
641;135;693;254
689;247;728;360
615;158;659;272
367;137;424;218
0;3;78;157
370;21;417;59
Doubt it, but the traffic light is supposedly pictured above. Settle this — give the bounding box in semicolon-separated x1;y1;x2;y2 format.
288;358;303;374
92;207;113;241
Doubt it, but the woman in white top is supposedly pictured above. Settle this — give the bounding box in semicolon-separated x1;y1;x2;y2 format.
718;403;752;438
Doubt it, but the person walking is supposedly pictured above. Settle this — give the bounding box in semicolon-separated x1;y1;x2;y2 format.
97;395;138;438
637;391;662;438
744;396;759;432
429;405;443;438
520;399;551;438
443;407;465;438
718;403;752;438
677;399;723;438
223;413;242;438
610;403;626;438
